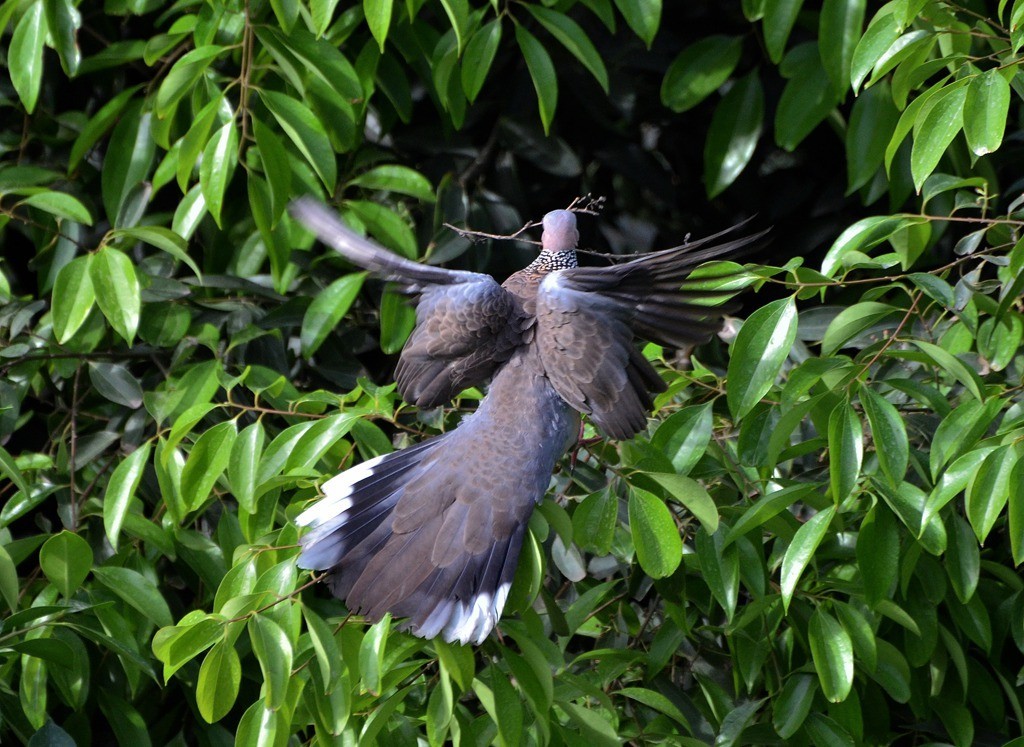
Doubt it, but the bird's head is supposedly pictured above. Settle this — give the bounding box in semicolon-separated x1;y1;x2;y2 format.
541;210;579;253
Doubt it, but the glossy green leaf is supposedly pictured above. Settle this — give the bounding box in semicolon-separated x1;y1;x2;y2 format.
946;513;980;603
19;191;93;226
199;121;239;228
39;531;93;598
88;361;143;409
379;287;416;354
345;200;417;258
694;527;738;619
856;503;898;605
775;43;839;152
911;339;984;402
515;25;558;135
809;608;854;702
781;505;835;610
526;5;609;93
650;402;713;476
850;12;899;91
364;0;393;51
763;0;803;63
197;640;240;723
828;400;863;502
359;613;390;695
704;70;764;198
628;488;682;578
963;68;1010;156
112;226;200;278
846;81;900;193
871;639;911;702
727;296;797;419
438;0;469;53
68;87;141;174
52;255;95;343
10;2;46;114
661;35;742;113
248;614;293;709
965;444;1017;544
155;46;222;116
861;387;908;488
92;566;173;628
820;215;918;277
618;687;690;729
103;443;151;551
571;489;618;555
613;0;661;47
821;301;902;356
645;472;718;533
819;0;865;90
910;84;967;191
1008;457;1024;565
229;422;265;514
773;673;816;738
300;271;366;352
261;90;337;191
348;165;434;202
43;0;81;76
462;20;503;102
90;248;141;344
181;421;237;513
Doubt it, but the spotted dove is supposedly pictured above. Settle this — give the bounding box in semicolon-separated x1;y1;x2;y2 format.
290;198;762;645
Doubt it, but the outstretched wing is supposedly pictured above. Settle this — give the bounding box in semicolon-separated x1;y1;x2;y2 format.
291;198;524;406
535;224;766;439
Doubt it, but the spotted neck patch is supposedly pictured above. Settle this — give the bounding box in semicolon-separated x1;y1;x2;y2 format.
525;250;578;274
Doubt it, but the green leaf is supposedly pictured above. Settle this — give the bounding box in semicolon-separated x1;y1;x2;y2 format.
68;87;141;174
379;287;416;354
461;20;502;102
197;640;240;723
438;0;469;54
763;0;803;63
828;400;863;502
618;687;690;729
88;361;143;408
359;613;390;695
820;215;918;278
229;422;265;514
946;513;980;603
90;247;141;344
704;70;764;198
515;25;558;135
850;12;899;92
694;527;738;620
286;412;360;471
344;200;417;258
261;90;337;191
1009;457;1024;565
861;387;908;488
181;421;237;513
809;608;854;702
111;226;200;278
103;443;151;551
39;531;93;598
0;546;21;612
0;445;31;499
613;0;661;47
965;444;1017;544
248;614;293;709
910;84;967;192
526;5;609;93
155;46;222;116
43;0;81;76
910;339;984;402
846;81;900;193
348;165;434;202
661;35;742;113
645;472;718;534
364;0;393;51
775;44;839;152
773;673;817;738
628;488;682;578
724;484;817;547
780;505;835;610
856;503;898;605
301;273;366;357
819;0;865;90
871;639;911;702
198;121;239;228
10;1;46;114
19;191;93;225
253;117;291;224
51;255;95;343
92;566;173;628
571;489;618;555
822;301;902;356
963;68;1010;156
650;402;713;475
727;296;797;419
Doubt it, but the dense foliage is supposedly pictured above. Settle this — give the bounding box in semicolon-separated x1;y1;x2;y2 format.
1;0;1023;743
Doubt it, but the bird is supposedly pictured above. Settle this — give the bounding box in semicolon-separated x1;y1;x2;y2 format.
290;198;763;645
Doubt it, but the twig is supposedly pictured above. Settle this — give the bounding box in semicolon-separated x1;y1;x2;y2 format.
442;193;607;244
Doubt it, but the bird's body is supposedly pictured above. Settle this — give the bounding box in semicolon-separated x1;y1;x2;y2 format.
291;199;761;644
